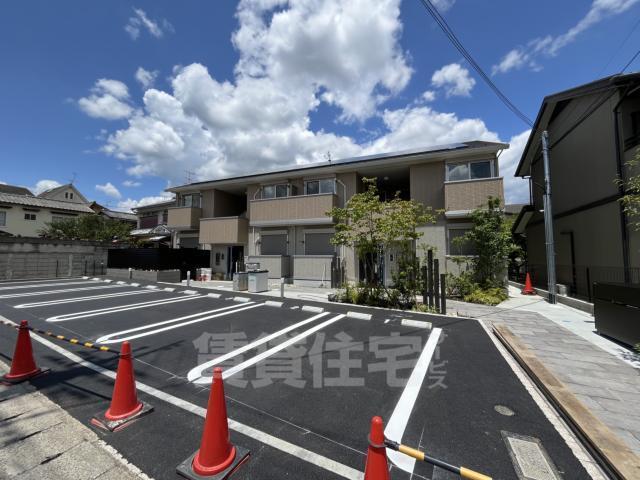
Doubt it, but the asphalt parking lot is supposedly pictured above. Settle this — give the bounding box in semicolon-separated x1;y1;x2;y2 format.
0;277;592;479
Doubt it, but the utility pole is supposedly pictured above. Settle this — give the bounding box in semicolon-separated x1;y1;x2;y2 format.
541;131;557;304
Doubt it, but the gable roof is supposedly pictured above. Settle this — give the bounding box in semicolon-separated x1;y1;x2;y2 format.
515;72;640;178
0;192;94;213
38;183;89;203
0;184;33;196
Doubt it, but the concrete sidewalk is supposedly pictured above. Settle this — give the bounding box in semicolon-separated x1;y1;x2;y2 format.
448;293;640;457
0;361;149;480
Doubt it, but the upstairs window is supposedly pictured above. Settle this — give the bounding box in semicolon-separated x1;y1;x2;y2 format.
305;179;335;195
180;193;201;208
446;160;493;181
24;213;36;221
0;211;6;226
262;184;290;199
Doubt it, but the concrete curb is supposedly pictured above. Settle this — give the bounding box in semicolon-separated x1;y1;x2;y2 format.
493;325;640;480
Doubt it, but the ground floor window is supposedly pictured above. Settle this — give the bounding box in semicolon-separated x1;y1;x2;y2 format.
304;232;334;255
261;233;287;255
0;211;5;226
447;227;476;256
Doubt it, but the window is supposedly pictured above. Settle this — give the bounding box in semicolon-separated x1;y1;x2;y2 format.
180;193;201;208
261;234;287;255
446;160;493;181
261;184;290;199
0;211;6;226
304;232;335;255
447;228;476;256
24;213;36;221
64;192;68;199
305;178;335;195
70;192;74;199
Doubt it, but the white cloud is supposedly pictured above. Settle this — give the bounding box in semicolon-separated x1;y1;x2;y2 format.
135;67;158;89
431;63;476;97
117;193;174;212
33;179;62;195
422;90;436;102
499;130;531;204
493;0;640;74
78;79;132;120
122;180;142;187
125;8;173;40
95;182;122;199
431;0;456;11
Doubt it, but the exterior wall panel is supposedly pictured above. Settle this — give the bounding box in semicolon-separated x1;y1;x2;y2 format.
199;217;248;244
250;194;337;225
167;207;201;228
444;177;503;211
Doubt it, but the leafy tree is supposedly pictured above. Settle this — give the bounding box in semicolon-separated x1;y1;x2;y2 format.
328;177;437;302
39;215;134;242
618;148;640;231
456;196;520;288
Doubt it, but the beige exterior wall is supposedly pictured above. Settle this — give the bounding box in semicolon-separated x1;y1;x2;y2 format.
410;162;445;209
249;193;337;225
444;177;503;211
41;185;86;204
167;207;201;228
201;190;215;218
0;206;83;237
199;217;248;244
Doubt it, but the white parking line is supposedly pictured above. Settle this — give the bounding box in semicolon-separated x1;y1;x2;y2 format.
223;314;346;380
46;295;204;322
188;311;330;384
384;328;442;474
0;284;128;299
0;281;94;291
14;289;156;309
96;303;262;344
0;315;362;480
0;277;82;285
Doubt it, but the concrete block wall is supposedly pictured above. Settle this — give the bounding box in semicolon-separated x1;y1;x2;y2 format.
0;238;110;280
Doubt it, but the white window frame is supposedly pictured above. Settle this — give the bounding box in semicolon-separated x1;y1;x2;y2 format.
180;193;201;208
445;159;495;182
261;184;291;199
304;178;336;196
24;213;36;221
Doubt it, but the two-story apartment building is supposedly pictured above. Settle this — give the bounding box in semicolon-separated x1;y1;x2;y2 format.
166;141;507;286
513;72;640;298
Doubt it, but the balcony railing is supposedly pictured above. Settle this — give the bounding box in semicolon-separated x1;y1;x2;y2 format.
167;207;201;229
199;216;248;244
249;193;338;226
444;177;503;212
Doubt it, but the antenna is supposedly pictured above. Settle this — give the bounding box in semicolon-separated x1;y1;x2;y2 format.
184;169;195;184
325;151;332;164
70;172;77;184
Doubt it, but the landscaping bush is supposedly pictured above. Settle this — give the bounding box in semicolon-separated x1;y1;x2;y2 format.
463;287;508;306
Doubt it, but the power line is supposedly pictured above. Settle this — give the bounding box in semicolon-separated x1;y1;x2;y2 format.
621;46;640;73
417;0;534;127
598;17;640;76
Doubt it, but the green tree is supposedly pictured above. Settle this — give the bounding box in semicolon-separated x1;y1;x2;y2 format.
618;148;640;231
457;196;520;288
328;177;436;300
39;215;134;242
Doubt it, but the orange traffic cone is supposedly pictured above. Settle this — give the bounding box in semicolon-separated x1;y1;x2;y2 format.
91;341;152;431
177;367;250;479
522;273;536;295
3;321;48;384
364;416;390;480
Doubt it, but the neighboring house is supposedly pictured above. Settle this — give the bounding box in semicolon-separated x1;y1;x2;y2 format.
38;183;88;204
513;72;640;299
88;202;137;226
165;141;508;285
0;184;33;196
0;190;94;237
130;200;174;246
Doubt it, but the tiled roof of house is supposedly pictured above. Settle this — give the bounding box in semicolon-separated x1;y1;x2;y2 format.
0;184;34;196
0;192;95;213
102;209;137;221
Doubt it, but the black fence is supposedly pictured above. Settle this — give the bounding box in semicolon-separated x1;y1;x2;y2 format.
509;263;640;302
107;248;210;280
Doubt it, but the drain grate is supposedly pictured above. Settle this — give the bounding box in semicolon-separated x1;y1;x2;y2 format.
502;432;562;480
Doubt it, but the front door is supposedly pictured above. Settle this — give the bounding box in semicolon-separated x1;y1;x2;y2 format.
227;246;245;277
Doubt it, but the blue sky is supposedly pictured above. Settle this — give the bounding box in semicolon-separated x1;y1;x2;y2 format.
1;0;639;210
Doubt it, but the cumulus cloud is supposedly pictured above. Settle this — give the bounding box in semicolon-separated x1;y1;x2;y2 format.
117;193;174;212
431;63;476;97
493;0;640;74
499;130;531;204
33;179;62;195
78;79;132;120
122;180;142;187
125;8;173;40
431;0;456;11
135;67;158;89
95;182;122;199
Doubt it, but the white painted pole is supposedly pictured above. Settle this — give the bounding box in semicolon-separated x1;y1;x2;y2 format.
187;270;191;287
280;277;285;298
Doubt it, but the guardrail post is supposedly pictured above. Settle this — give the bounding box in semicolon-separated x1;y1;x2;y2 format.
280;277;285;298
440;273;446;315
187;270;191;287
434;259;440;313
427;250;434;309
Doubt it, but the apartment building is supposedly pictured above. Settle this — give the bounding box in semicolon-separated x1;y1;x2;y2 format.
166;141;507;286
513;72;640;298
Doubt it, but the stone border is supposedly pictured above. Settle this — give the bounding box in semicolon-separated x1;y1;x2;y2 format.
493;324;640;480
508;280;594;315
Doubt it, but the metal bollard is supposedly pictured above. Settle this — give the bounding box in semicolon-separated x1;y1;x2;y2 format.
280;277;285;298
187;271;191;287
128;267;133;280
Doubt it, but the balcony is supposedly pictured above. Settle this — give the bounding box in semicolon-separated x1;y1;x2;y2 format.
249;193;338;227
199;217;248;244
444;177;504;214
167;207;201;229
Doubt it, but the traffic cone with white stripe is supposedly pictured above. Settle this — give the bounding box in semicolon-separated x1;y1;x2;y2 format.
177;367;250;479
3;321;48;384
91;341;152;431
364;416;390;480
522;273;536;295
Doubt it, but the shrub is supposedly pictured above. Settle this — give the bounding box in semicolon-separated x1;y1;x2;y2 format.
412;303;438;313
445;270;477;298
463;287;508;306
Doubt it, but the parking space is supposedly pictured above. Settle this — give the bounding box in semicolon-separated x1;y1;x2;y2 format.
0;277;593;479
